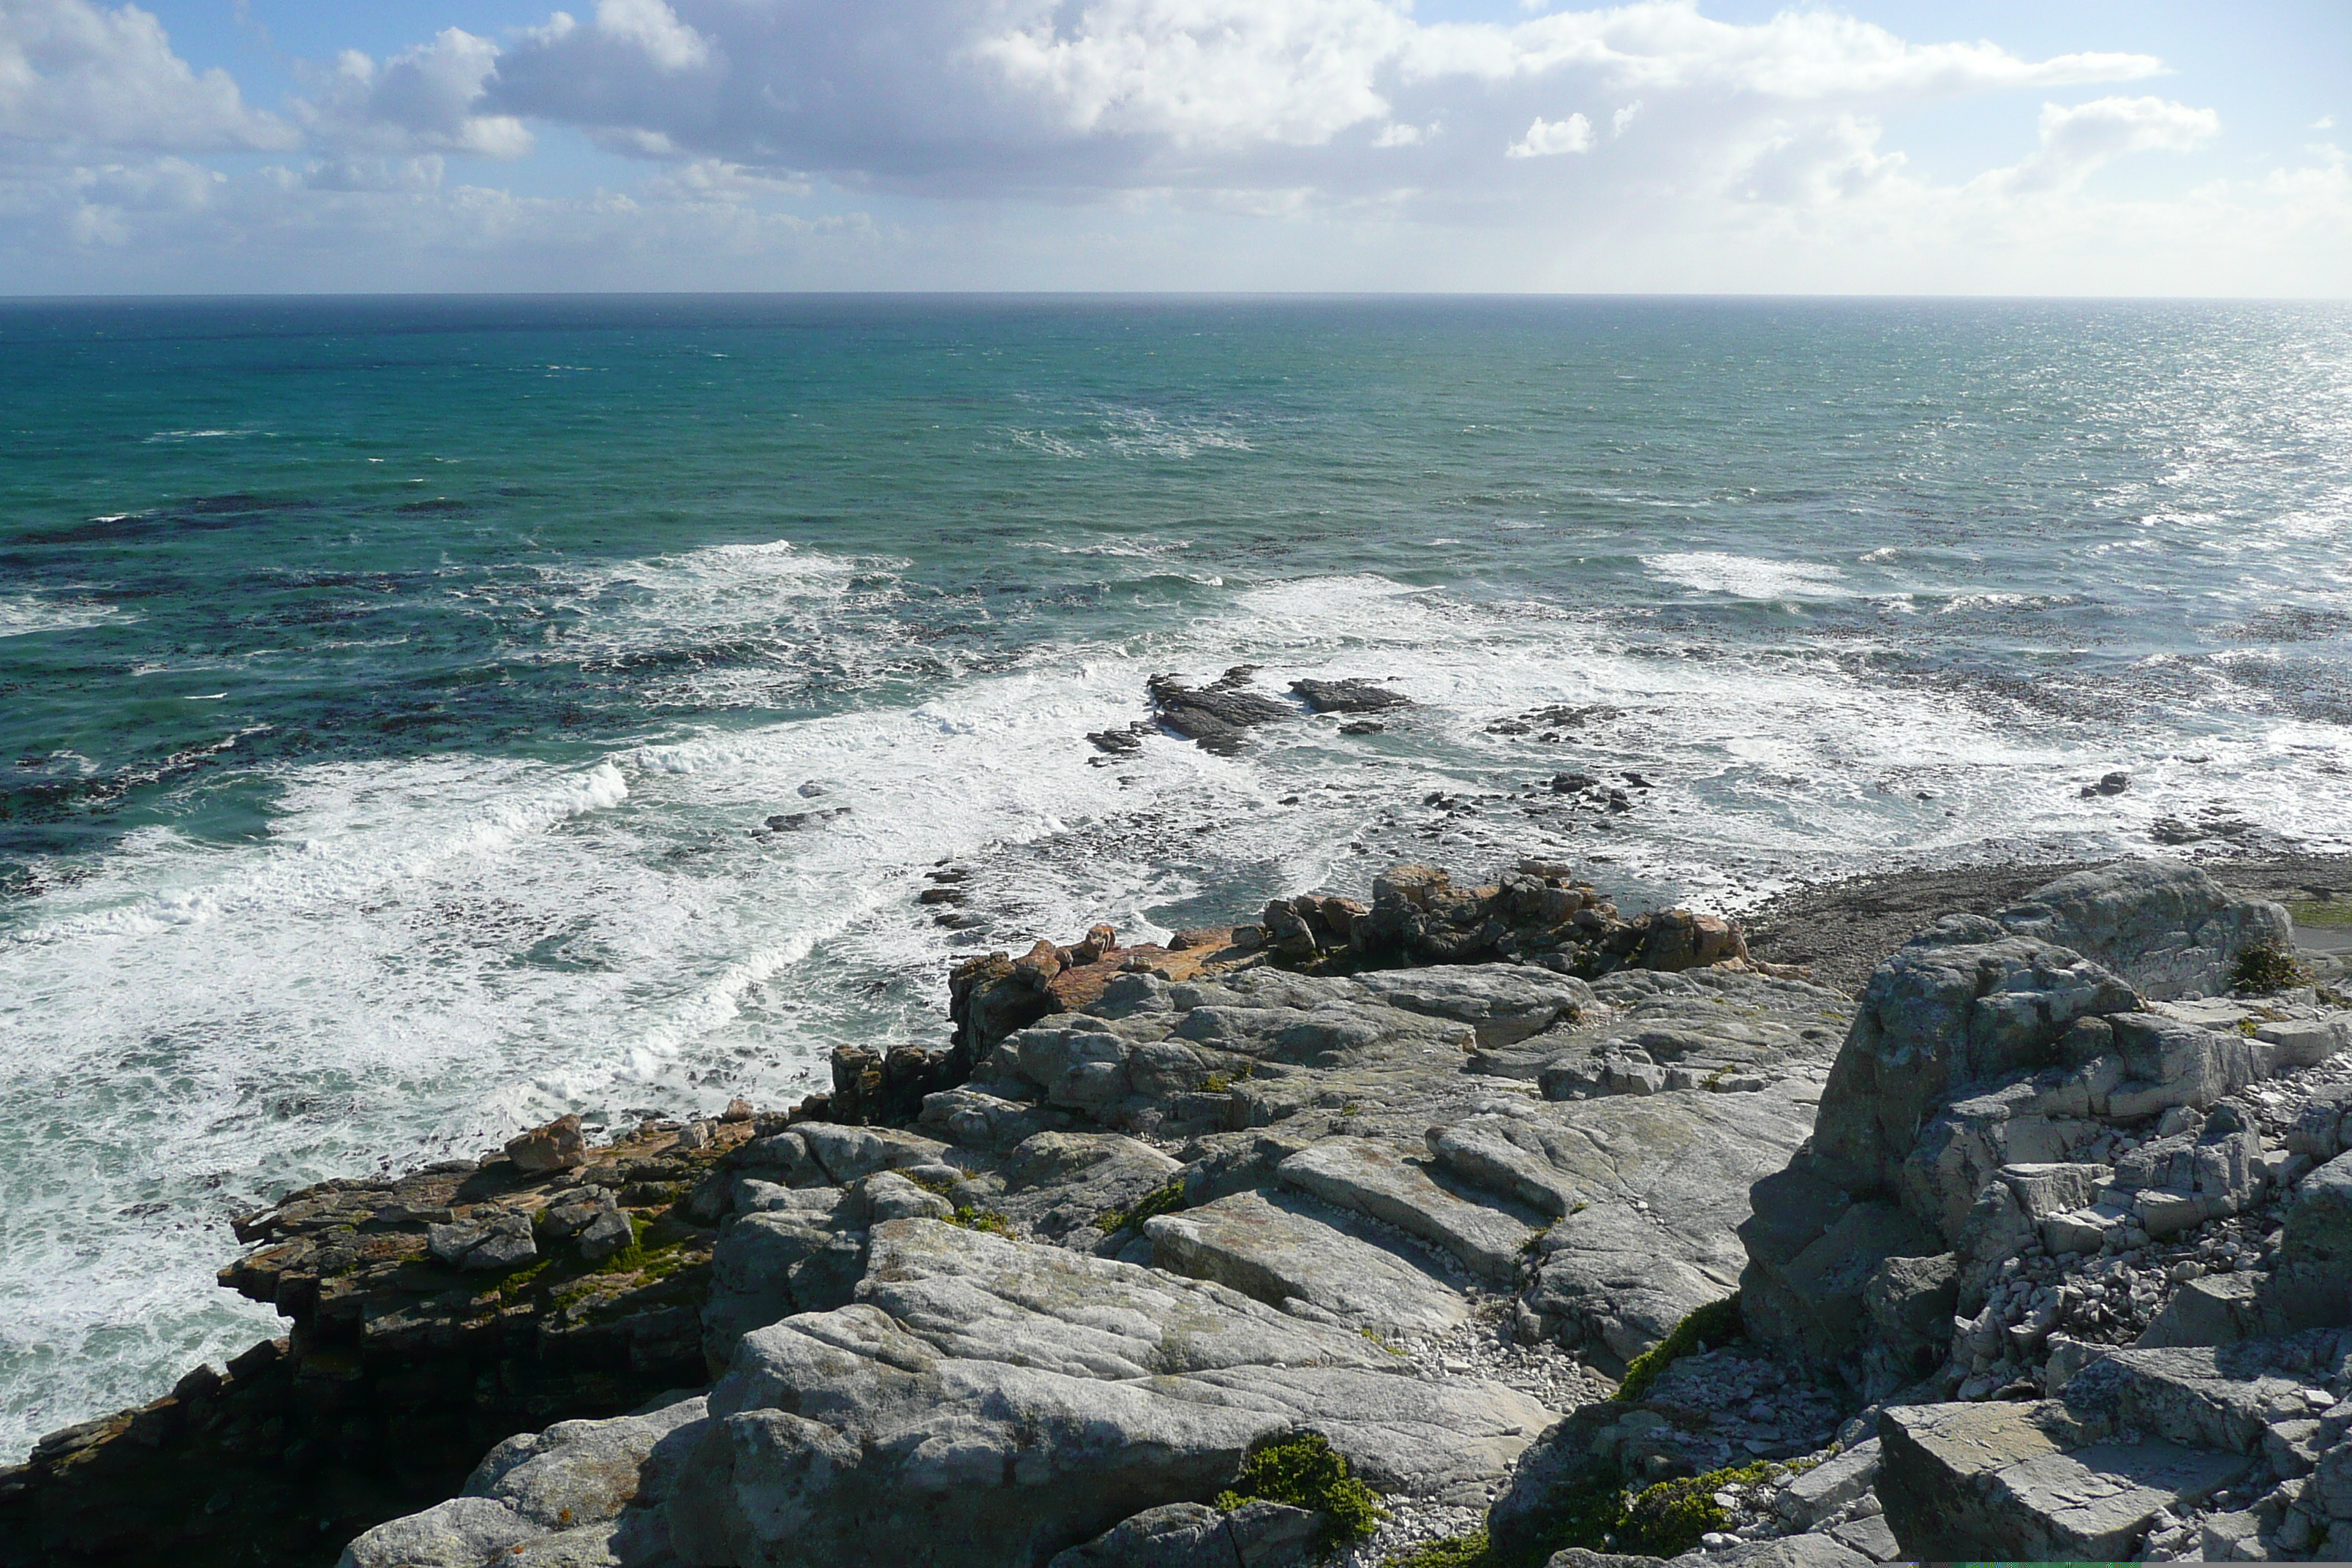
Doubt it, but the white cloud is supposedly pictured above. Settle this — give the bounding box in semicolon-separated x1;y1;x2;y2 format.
1612;100;1641;137
1507;113;1592;158
1991;96;2220;195
0;0;292;151
301;30;534;159
2314;115;2335;132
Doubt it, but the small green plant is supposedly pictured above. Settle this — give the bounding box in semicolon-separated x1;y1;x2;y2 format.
1614;1294;1742;1403
1614;1460;1787;1556
1341;1101;1363;1116
1359;1327;1408;1357
1386;1531;1499;1567
1095;1178;1188;1236
2233;941;2307;994
906;1171;960;1196
1202;1074;1231;1093
950;1205;1012;1235
1216;1431;1388;1548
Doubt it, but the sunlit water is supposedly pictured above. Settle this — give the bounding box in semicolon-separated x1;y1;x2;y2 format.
2;295;2347;1453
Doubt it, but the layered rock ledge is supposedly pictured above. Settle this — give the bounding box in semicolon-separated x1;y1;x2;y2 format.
7;856;2350;1568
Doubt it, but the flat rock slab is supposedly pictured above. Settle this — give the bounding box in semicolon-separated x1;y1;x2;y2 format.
1145;1189;1471;1337
647;1218;1552;1567
1277;1138;1534;1283
1879;1400;2253;1559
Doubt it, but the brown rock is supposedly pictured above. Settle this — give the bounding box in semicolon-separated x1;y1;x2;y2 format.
505;1114;586;1175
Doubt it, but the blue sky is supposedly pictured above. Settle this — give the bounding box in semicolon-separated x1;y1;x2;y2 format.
1;0;2345;293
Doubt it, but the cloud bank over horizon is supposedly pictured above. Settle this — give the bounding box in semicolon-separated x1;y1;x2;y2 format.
0;0;2345;293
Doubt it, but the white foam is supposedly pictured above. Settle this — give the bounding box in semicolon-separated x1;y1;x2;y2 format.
1641;551;1851;599
0;595;121;638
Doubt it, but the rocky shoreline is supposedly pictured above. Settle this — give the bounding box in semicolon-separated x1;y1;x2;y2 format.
6;853;2351;1567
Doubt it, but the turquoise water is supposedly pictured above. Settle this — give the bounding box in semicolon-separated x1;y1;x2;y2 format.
2;295;2348;1452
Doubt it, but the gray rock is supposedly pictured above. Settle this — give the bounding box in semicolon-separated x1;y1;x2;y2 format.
701;1209;863;1361
1741;1200;1937;1377
1662;1539;1872;1568
428;1210;538;1272
463;1396;709;1530
997;1130;1183;1238
857;1169;957;1224
2060;1334;2352;1454
795;1121;961;1183
575;1208;635;1264
1877;1400;2253;1558
338;1496;543;1568
1278;1138;1534;1283
1145;1189;1470;1337
1997;862;2291;1000
1823;1512;1901;1563
657;1218;1553;1567
1806;936;2138;1202
1775;1436;1881;1526
1047;1499;1320;1567
538;1186;619;1241
919;1086;1074;1151
1353;967;1597;1048
2283;1148;2352;1267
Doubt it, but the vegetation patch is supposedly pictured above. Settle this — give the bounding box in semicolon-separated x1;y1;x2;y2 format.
1614;1460;1790;1557
1095;1178;1188;1236
2233;941;2308;994
949;1205;1013;1235
1216;1431;1388;1548
1386;1530;1501;1567
1613;1293;1743;1403
2286;897;2352;930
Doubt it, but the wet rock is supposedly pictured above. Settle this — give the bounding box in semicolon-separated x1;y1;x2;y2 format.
1290;677;1411;714
1148;667;1297;754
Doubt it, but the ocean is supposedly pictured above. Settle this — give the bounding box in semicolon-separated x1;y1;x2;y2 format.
1;294;2347;1454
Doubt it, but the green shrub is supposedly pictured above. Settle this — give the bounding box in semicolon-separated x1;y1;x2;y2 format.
1614;1293;1742;1403
2233;941;2307;994
1385;1531;1499;1567
1614;1460;1787;1557
1216;1431;1388;1547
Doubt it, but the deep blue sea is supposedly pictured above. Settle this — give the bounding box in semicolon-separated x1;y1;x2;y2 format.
3;295;2348;1453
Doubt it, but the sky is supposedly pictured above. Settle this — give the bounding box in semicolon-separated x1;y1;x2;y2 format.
0;0;2345;294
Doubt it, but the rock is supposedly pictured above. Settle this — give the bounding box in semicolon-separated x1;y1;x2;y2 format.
1354;967;1596;1049
461;1397;709;1531
1877;1400;2253;1558
1861;1256;1959;1392
1047;1499;1321;1568
574;1209;636;1264
540;1186;619;1241
1996;862;2291;1000
506;1114;588;1175
1662;1539;1872;1568
2282;1149;2352;1267
918;1087;1074;1152
2062;1334;2352;1455
701;1210;862;1361
1823;1513;1901;1562
1740;1202;1938;1376
655;1219;1553;1566
1774;1437;1881;1528
1278;1138;1535;1283
1803;935;2139;1204
857;1170;957;1224
996;1130;1183;1238
337;1496;545;1568
1339;720;1384;736
1145;1189;1471;1337
1289;677;1410;714
2081;772;2130;797
428;1210;538;1272
795;1122;960;1185
1149;668;1297;754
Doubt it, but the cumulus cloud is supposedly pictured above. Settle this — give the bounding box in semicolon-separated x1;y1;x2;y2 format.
1991;96;2220;195
0;0;293;151
477;0;2166;204
301;29;534;159
1507;113;1591;158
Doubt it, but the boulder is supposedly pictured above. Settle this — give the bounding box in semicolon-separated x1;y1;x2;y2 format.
462;1397;709;1531
427;1210;538;1272
1996;862;2291;1000
506;1114;587;1175
1047;1499;1320;1568
1289;677;1409;715
337;1496;546;1568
